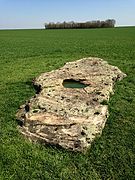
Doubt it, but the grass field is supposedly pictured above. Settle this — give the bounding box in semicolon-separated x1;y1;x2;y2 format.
0;27;135;180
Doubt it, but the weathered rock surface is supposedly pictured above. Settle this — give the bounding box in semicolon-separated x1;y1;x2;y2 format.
16;57;126;152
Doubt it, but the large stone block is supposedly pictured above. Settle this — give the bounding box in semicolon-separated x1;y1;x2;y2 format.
16;57;126;152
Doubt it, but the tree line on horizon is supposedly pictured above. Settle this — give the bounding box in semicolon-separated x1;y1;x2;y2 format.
45;19;116;29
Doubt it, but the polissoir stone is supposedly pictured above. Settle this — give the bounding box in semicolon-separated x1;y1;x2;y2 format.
16;57;126;152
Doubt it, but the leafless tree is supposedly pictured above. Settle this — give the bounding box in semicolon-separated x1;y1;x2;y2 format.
45;19;116;29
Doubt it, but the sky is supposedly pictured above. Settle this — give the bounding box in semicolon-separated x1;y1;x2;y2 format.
0;0;135;29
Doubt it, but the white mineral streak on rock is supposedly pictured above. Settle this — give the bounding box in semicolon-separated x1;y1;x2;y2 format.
16;57;126;152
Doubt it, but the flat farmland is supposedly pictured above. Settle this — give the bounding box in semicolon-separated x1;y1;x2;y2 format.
0;27;135;179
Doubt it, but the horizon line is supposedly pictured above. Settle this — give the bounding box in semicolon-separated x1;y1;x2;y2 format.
0;25;135;30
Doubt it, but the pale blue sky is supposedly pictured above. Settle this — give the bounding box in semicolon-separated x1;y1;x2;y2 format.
0;0;135;29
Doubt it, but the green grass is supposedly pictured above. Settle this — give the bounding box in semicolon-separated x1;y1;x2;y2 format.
0;27;135;180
